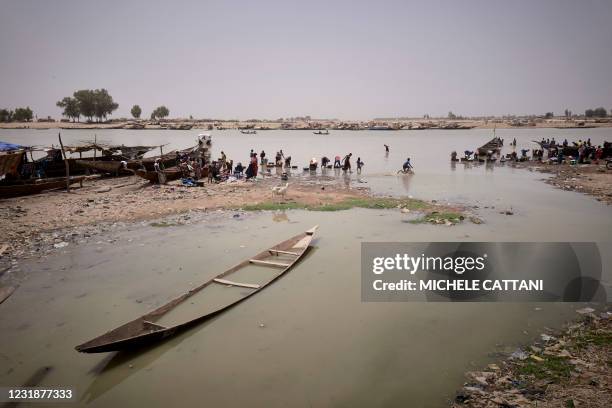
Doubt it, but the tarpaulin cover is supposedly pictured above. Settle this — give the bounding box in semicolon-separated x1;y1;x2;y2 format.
0;141;26;152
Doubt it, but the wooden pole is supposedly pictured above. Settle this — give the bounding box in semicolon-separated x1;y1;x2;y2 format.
58;132;70;192
93;134;97;161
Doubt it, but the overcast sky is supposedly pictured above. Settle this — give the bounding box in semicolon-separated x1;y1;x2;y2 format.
1;0;611;120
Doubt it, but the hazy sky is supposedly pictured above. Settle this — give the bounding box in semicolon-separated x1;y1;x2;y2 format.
1;0;611;120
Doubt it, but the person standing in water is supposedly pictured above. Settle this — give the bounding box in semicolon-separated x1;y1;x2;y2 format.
384;144;389;153
342;153;353;172
356;157;364;174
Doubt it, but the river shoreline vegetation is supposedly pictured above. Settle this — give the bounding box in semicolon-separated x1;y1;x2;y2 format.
1;90;612;130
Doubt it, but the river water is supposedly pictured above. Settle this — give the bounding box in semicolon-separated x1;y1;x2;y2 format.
1;128;611;407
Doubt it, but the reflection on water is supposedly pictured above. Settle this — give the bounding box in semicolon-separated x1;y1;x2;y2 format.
272;211;289;223
399;173;414;194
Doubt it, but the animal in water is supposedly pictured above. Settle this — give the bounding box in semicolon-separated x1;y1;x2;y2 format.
272;182;289;199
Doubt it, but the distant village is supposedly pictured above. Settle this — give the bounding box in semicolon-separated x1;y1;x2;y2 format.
2;114;611;131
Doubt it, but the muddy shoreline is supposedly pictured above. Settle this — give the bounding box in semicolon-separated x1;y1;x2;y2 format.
511;161;612;205
0;174;467;288
453;308;611;407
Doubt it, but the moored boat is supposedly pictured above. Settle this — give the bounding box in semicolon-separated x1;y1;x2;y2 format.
75;225;318;353
75;159;130;175
477;137;504;156
135;166;183;183
0;175;88;199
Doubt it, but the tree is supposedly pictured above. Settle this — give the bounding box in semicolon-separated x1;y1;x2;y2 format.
70;89;118;122
92;89;118;122
131;105;142;119
73;90;96;121
13;107;33;122
593;107;607;117
585;107;607;118
0;109;13;122
448;111;457;119
151;106;170;120
56;97;80;122
544;112;554;119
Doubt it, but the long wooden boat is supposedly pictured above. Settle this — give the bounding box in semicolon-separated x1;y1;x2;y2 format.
477;137;503;155
75;226;318;353
135;166;183;183
0;175;88;199
75;159;126;174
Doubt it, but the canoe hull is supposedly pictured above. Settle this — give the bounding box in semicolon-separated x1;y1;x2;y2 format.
135;167;183;183
76;226;318;353
0;176;87;199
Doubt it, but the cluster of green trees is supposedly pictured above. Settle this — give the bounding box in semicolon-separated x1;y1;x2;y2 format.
150;105;170;120
584;107;608;118
56;89;119;122
0;107;34;122
130;105;142;119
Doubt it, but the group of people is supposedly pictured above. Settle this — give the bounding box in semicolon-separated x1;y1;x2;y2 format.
151;141;421;184
546;139;608;164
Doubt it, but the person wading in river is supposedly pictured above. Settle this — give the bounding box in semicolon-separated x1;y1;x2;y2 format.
342;153;353;172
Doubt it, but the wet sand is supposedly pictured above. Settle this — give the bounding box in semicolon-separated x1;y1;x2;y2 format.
512;162;612;204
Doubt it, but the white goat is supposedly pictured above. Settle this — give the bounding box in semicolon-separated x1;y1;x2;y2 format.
272;182;289;200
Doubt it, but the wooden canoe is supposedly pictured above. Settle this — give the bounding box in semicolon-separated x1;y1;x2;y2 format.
0;175;88;199
135;166;183;183
75;159;126;174
75;225;318;353
477;137;503;155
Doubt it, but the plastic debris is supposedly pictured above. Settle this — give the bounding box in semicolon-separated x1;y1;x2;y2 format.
510;349;528;360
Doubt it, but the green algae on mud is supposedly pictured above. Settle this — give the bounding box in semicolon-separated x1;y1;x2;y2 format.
408;211;466;225
240;196;431;212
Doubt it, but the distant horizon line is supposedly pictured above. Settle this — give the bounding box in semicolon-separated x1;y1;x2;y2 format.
27;113;610;122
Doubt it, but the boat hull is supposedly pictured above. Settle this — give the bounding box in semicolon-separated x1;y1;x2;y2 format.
0;176;87;199
75;226;318;353
135;167;183;183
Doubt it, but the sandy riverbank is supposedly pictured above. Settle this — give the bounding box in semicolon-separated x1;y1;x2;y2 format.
0;174;467;288
2;119;611;131
512;162;612;205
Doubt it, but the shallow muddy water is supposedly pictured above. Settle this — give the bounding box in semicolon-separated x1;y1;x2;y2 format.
2;127;611;172
1;128;612;406
1;207;610;407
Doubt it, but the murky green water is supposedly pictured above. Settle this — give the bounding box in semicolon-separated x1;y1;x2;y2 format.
1;128;611;406
1;206;610;407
